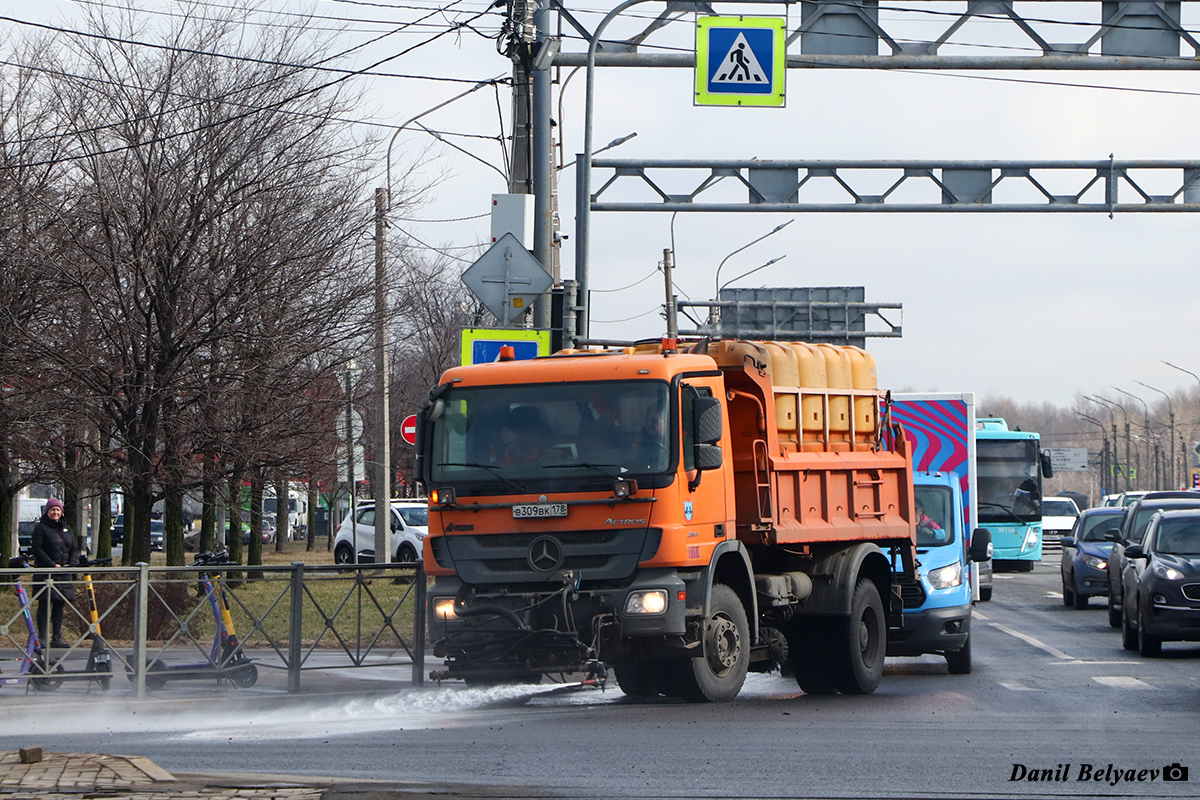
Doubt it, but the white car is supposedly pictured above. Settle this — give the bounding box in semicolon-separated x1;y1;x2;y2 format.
1040;496;1080;555
333;501;428;565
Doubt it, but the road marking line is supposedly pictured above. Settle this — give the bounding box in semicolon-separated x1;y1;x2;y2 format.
1000;681;1036;691
972;610;989;620
1047;592;1062;598
989;622;1075;661
1052;661;1134;666
1092;676;1158;690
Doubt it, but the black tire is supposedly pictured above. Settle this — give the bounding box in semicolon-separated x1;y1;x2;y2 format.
394;543;418;563
789;620;838;696
832;579;886;695
672;584;749;703
334;543;355;566
94;660;113;691
31;661;64;692
979;585;992;602
232;663;258;688
946;633;971;675
1072;585;1089;610
1108;595;1121;629
1121;605;1137;651
1061;576;1074;607
1138;605;1161;657
614;660;662;697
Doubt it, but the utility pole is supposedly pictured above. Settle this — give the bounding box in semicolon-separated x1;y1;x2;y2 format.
507;0;557;329
373;188;391;566
662;248;677;339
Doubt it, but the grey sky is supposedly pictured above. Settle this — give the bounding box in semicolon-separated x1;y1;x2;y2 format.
7;0;1200;407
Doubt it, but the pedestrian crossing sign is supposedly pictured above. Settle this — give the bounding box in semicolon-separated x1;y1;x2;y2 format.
695;16;786;107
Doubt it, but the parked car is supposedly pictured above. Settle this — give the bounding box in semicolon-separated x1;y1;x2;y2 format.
1105;492;1200;628
1059;506;1124;609
110;513;124;545
1041;496;1080;557
1119;508;1200;656
333;501;428;565
242;514;275;546
149;519;165;551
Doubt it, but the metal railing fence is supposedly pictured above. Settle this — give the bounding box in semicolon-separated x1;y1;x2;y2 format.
0;561;425;697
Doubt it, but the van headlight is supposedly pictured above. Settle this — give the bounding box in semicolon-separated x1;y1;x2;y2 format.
625;590;668;615
927;563;963;590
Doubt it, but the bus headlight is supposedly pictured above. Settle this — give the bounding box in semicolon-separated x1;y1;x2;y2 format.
433;598;458;620
927;563;963;590
1024;530;1040;551
625;590;668;615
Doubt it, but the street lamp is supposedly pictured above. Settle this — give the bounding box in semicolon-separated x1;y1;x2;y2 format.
1136;380;1175;489
1077;413;1110;497
1114;387;1150;489
1163;360;1200;489
1087;395;1130;491
707;221;793;329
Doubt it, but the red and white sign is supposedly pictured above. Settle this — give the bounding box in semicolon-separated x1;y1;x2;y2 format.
400;414;418;446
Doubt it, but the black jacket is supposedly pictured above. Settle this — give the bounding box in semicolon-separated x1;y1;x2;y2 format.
30;514;79;600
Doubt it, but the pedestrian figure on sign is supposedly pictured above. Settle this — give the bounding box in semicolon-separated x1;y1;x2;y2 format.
722;43;752;82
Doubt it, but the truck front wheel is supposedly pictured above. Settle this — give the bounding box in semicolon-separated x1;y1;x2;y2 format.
614;660;663;698
833;579;886;695
673;584;749;703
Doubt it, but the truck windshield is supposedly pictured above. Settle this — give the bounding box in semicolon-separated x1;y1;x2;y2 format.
977;439;1041;523
428;380;672;493
914;485;956;547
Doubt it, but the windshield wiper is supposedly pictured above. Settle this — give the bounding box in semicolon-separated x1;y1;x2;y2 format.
978;501;1028;524
440;462;527;493
551;462;625;477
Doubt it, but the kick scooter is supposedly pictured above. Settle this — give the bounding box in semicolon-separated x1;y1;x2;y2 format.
129;550;258;689
1;553;64;692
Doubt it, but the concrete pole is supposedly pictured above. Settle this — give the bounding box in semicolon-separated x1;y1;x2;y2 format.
532;0;556;329
373;188;391;566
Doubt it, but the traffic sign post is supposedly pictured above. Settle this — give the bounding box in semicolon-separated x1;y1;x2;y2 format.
695;16;786;107
400;414;418;447
461;233;553;326
460;328;551;365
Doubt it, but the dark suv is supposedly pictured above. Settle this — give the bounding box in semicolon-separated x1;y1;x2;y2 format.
1105;492;1200;628
1119;509;1200;656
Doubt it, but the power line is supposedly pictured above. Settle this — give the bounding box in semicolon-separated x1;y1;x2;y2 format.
1;6;499;170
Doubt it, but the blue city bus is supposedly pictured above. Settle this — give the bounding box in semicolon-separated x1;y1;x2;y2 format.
976;418;1053;570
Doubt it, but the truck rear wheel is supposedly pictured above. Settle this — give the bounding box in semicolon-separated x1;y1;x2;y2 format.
832;579;886;695
673;584;749;703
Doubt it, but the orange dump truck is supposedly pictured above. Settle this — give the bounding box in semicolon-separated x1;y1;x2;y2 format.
416;338;917;701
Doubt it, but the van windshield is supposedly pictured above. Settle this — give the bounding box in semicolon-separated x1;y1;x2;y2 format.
914;485;955;547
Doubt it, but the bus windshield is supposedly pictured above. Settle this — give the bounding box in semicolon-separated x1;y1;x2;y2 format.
428;380;672;494
977;439;1041;523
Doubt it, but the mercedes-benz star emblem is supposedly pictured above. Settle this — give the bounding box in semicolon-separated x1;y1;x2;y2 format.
527;536;564;573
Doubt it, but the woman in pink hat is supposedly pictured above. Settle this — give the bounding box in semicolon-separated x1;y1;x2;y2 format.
30;498;79;648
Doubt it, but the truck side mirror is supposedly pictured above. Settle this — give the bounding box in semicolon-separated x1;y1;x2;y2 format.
969;528;993;562
693;396;722;445
695;444;722;471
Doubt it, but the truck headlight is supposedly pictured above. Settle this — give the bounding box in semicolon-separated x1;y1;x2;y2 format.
926;563;962;590
433;598;458;620
625;590;668;615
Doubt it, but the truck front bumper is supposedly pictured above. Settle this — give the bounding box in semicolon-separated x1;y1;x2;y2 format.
428;569;693;679
886;605;971;657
